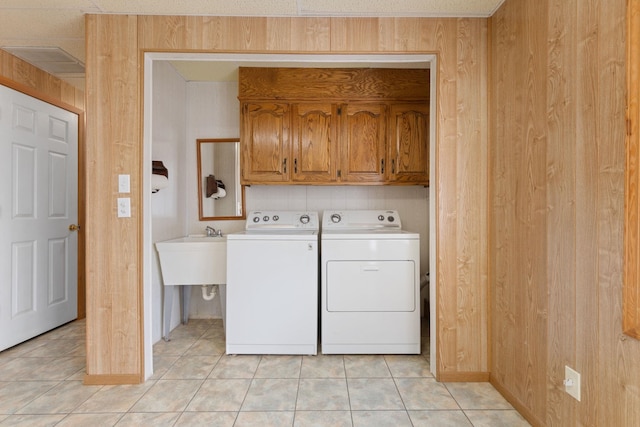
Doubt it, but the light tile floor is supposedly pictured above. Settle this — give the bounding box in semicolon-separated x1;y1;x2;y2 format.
0;318;531;426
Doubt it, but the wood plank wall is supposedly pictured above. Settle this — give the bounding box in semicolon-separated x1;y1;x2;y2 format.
84;15;489;382
84;15;143;384
0;50;84;110
625;0;640;342
490;0;640;426
0;50;86;320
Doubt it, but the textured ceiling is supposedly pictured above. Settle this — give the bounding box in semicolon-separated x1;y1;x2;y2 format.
0;0;504;89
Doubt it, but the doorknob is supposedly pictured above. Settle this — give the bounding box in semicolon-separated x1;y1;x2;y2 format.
68;224;80;231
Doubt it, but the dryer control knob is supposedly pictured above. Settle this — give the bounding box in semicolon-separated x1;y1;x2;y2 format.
387;216;395;222
263;216;270;222
330;213;342;223
300;214;310;224
252;216;260;223
378;215;385;221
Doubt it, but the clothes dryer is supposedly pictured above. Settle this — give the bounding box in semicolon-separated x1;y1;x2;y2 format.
321;209;420;354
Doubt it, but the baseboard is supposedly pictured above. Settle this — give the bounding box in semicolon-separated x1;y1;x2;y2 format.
437;371;491;382
83;373;142;385
490;375;545;427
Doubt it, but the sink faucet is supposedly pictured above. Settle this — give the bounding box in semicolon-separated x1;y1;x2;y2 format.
206;226;222;237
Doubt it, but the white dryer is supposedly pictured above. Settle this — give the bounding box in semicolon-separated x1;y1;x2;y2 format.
321;210;420;354
226;210;319;355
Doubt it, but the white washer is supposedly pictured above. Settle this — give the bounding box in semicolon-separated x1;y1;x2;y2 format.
321;209;420;354
226;210;319;355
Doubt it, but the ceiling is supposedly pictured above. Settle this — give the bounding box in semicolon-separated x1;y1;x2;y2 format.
0;0;505;90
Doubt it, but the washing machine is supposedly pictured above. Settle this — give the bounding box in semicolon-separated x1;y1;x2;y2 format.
321;209;420;354
226;210;319;355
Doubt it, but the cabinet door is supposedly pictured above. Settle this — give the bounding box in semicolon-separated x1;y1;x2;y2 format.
388;103;429;184
291;103;337;183
241;102;290;183
339;103;387;183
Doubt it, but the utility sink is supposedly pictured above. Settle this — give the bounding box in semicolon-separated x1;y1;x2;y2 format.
156;235;227;285
155;235;227;341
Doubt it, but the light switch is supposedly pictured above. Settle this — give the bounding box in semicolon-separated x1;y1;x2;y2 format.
118;174;130;193
117;197;131;217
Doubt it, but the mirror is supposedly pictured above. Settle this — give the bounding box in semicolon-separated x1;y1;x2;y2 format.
197;138;246;220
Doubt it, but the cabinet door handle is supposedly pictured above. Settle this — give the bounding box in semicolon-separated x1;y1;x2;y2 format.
294;158;298;173
381;159;385;174
392;159;395;174
283;158;287;173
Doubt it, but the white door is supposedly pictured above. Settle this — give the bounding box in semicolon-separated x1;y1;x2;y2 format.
0;84;78;351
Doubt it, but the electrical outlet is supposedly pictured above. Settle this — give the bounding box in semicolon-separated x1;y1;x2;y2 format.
564;365;581;401
117;197;131;218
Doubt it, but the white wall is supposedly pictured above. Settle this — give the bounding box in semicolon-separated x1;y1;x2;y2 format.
150;62;188;342
185;81;244;319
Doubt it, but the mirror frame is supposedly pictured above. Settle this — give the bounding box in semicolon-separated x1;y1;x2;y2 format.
196;137;246;221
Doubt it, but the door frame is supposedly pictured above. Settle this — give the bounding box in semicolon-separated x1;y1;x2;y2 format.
0;76;86;319
142;52;437;379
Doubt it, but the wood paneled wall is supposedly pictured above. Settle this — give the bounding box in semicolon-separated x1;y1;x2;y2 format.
0;50;86;320
490;0;640;426
84;15;143;384
0;50;84;111
84;15;489;382
625;0;640;341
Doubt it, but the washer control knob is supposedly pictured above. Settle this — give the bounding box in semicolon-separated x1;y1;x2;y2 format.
300;214;310;224
263;216;270;222
378;215;385;221
388;215;395;222
330;213;342;223
273;215;279;221
252;216;260;223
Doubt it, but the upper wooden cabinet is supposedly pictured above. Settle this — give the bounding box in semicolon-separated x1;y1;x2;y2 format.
388;103;430;183
239;67;429;186
340;103;387;183
291;103;337;183
241;102;290;183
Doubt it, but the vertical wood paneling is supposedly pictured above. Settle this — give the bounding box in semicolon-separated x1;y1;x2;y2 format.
265;18;292;51
489;1;518;394
85;14;142;382
432;18;461;377
626;0;640;342
330;18;380;51
87;14;490;384
597;0;637;426
290;18;331;51
546;0;577;424
491;0;639;426
455;18;489;372
490;0;550;418
574;0;600;424
0;50;84;111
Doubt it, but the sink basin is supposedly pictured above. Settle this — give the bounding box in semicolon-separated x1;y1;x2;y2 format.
155;235;227;285
156;235;228;341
